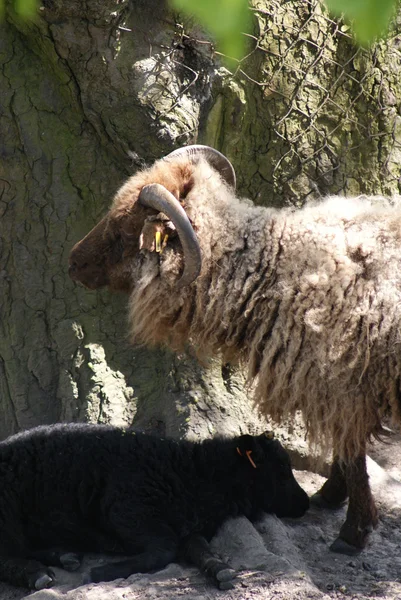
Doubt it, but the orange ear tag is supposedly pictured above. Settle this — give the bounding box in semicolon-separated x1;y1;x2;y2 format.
236;447;257;468
246;450;257;469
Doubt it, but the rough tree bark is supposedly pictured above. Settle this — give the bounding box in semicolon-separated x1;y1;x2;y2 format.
1;0;400;440
0;0;266;439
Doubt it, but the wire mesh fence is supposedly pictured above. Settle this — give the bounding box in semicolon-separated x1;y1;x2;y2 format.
119;0;401;204
240;0;401;203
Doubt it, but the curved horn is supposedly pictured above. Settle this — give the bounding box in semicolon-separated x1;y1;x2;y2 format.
164;145;236;189
139;183;202;287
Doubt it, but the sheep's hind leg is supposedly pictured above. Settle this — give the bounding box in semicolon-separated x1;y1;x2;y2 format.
86;537;178;584
311;452;377;554
330;454;378;555
0;556;55;589
29;548;82;571
182;534;236;591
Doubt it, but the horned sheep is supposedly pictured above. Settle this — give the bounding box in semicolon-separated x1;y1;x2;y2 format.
0;423;308;590
69;145;401;555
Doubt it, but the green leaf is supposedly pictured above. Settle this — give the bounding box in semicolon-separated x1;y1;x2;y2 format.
170;0;251;60
325;0;396;45
15;0;37;18
0;0;38;20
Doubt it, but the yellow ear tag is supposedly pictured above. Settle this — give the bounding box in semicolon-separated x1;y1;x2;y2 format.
155;231;162;253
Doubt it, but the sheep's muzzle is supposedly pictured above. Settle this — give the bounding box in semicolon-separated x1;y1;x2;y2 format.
68;217;111;289
68;258;109;289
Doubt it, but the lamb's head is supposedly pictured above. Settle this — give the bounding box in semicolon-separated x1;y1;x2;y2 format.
68;146;236;292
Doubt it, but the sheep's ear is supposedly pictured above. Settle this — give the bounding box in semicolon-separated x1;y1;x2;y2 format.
236;435;258;469
263;430;275;440
138;218;176;253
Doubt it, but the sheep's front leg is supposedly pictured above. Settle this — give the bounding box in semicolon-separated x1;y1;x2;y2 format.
182;534;236;590
0;556;55;590
29;548;82;572
311;456;348;508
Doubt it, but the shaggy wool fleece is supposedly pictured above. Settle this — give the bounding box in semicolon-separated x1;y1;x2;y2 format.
121;159;401;460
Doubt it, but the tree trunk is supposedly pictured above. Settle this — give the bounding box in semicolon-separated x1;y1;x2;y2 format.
0;0;266;439
1;0;400;440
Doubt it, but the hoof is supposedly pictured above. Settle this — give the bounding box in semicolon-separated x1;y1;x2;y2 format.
310;492;346;510
204;558;236;589
330;537;363;556
60;552;81;572
35;573;55;590
215;567;236;584
219;579;235;591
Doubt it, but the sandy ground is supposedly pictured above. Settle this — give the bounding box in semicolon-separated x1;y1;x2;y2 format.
1;433;401;600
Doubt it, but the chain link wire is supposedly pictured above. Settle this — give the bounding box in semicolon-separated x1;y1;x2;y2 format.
124;0;401;203
241;0;401;202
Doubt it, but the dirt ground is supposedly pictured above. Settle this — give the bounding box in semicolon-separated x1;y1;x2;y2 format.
1;432;401;600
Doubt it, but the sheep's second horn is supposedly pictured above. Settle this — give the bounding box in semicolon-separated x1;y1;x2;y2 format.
164;145;236;189
138;183;202;287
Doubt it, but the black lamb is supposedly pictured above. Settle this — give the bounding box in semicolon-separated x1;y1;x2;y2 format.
0;423;309;590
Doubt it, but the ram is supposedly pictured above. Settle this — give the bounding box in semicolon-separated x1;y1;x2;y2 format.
0;423;308;590
69;145;401;555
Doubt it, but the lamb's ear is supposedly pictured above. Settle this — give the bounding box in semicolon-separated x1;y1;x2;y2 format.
236;435;258;469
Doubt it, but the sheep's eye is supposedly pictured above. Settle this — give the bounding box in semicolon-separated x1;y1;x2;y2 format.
121;228;136;244
108;237;124;265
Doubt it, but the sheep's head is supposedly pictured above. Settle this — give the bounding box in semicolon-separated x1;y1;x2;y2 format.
68;146;236;292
